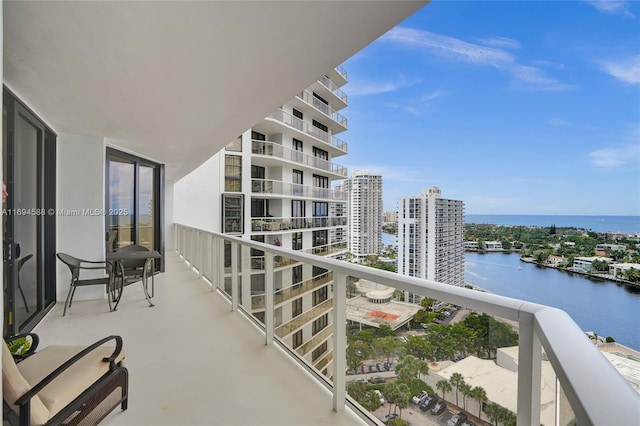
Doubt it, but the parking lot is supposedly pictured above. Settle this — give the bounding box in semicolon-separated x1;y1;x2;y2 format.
373;399;486;426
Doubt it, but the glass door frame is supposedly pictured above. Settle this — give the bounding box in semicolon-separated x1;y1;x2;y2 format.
105;147;164;272
3;86;57;337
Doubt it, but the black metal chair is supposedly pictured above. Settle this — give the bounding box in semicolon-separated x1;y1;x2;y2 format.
3;333;128;426
56;253;116;316
112;245;155;295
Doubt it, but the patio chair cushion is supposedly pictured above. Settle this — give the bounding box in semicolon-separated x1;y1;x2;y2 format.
16;345;125;420
2;343;49;425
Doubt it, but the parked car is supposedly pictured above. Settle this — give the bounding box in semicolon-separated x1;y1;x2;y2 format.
419;395;437;411
380;413;399;424
431;400;447;415
373;389;385;405
461;421;476;426
447;412;468;426
412;390;428;404
368;376;385;384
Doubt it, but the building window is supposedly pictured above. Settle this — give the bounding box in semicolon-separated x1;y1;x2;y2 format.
313;92;328;105
293;169;303;185
292;330;303;349
313;147;328;160
312;119;328;133
313;265;328;281
251;165;265;179
312;341;328;362
292;297;303;318
225;135;242;152
292;232;303;251
312;313;328;335
312;202;328;217
222;194;243;234
293;138;303;151
292;264;303;285
312;174;328;189
251;199;269;217
252;131;266;141
292;109;303;120
225;155;242;192
313;286;328;305
312;230;327;247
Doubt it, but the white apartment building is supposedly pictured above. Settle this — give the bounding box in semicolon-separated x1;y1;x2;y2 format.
195;70;350;377
383;211;397;224
343;170;383;263
397;187;465;303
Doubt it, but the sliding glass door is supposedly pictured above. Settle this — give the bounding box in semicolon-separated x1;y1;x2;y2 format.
3;88;56;336
106;148;164;270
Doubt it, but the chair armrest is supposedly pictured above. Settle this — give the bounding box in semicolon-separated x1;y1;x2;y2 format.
15;335;124;406
6;333;40;361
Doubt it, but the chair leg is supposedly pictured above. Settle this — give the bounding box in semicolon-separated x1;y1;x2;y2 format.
63;280;75;316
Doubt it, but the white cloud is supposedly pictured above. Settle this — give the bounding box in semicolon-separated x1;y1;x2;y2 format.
347;76;421;96
584;1;635;18
597;55;640;85
382;27;575;92
588;144;640;168
475;36;522;50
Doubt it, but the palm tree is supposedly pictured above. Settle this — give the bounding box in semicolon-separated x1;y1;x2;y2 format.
436;379;452;402
460;382;472;411
470;386;488;421
449;372;464;407
361;390;381;413
485;402;501;426
417;359;430;382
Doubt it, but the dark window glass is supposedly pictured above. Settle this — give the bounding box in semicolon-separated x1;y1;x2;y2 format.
312;119;328;133
225;155;242;192
292;109;303;120
223;194;243;234
292;297;303;318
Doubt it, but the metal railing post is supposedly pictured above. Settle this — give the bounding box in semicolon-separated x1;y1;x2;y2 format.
240;245;251;310
197;231;203;279
517;311;541;425
332;270;347;412
265;252;274;345
231;241;239;311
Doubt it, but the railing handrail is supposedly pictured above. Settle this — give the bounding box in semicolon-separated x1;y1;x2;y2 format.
251;140;347;177
268;109;348;152
296;90;348;128
175;223;640;426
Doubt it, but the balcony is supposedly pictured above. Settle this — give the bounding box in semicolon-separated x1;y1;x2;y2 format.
251;140;347;178
30;251;364;426
251;216;348;233
173;224;639;425
295;90;348;131
267;109;348;154
317;75;348;106
251;179;347;201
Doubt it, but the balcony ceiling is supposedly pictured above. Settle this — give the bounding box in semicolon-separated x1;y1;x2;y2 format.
3;1;427;181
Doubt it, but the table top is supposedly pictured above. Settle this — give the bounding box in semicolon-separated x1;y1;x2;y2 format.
107;250;161;261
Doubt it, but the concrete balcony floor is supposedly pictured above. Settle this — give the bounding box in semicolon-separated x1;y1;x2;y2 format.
33;252;364;426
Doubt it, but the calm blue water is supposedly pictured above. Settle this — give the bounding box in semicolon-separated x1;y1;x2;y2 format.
465;252;640;351
465;214;639;234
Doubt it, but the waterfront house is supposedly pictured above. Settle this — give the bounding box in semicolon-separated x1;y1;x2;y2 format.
572;256;614;273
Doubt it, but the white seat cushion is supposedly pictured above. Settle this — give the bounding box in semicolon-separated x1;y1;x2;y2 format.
17;345;125;419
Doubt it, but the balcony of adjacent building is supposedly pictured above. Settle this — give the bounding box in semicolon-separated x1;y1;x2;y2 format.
251;216;348;233
328;66;348;88
291;90;348;133
262;109;348;156
251;140;347;179
311;76;348;109
251;179;347;202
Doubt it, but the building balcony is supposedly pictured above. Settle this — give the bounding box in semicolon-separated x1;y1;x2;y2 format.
171;224;639;426
251;179;347;201
30;251;363;426
328;66;348;87
314;76;348;108
294;90;348;132
251;271;333;310
251;140;347;178
251;216;348;233
266;109;348;154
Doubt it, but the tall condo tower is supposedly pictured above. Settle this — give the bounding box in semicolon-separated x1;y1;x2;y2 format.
397;187;465;303
212;68;350;378
343;170;383;263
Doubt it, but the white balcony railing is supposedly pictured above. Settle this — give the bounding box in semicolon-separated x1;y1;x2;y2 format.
296;90;348;128
175;224;639;426
268;109;348;153
251;140;347;177
251;216;348;232
318;75;348;105
251;179;347;201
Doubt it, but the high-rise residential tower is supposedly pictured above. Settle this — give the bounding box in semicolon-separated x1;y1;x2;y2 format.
204;69;350;377
397;187;465;303
343;170;383;263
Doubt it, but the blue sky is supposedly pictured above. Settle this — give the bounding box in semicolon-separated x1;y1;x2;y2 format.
341;0;640;215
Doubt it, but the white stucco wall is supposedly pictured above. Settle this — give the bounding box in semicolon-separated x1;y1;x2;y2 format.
56;133;106;302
